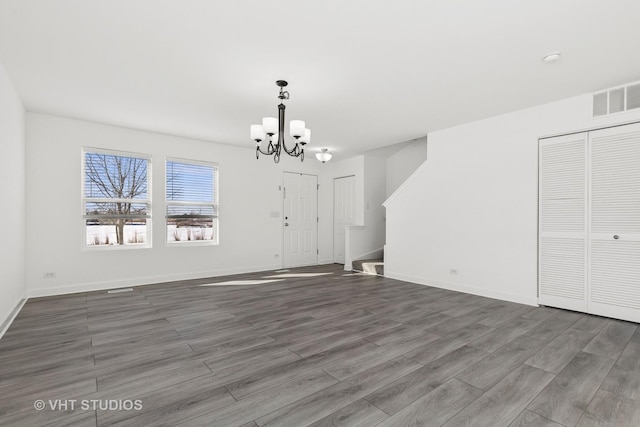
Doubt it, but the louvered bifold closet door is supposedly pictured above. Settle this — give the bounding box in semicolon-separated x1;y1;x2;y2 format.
538;133;588;311
589;123;640;323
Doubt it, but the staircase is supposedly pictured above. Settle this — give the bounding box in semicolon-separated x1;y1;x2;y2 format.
351;258;384;276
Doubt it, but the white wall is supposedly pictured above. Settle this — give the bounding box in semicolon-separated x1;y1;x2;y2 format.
359;153;387;257
26;113;333;296
0;62;26;328
330;153;388;262
386;136;428;198
385;93;640;306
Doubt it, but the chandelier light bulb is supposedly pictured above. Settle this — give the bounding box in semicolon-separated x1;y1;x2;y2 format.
250;124;264;142
300;128;311;144
290;120;305;138
262;117;278;135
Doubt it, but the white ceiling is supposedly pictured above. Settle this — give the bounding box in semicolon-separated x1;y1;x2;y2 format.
1;0;640;159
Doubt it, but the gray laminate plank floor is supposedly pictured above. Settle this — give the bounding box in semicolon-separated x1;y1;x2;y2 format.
0;263;638;426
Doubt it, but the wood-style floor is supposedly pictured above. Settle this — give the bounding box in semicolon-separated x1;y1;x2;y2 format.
1;264;640;426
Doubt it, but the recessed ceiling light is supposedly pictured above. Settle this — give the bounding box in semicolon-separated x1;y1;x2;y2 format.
542;52;561;63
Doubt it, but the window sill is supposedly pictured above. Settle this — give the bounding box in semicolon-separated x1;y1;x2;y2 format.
166;240;218;247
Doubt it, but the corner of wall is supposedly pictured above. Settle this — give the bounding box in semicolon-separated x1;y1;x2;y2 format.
0;60;27;333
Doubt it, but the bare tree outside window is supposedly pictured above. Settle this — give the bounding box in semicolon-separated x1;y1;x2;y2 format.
84;151;150;246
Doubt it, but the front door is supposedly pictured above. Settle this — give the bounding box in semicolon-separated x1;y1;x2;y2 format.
283;172;318;268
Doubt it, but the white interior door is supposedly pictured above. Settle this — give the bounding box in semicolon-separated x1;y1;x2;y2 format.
333;175;355;264
283;172;318;268
588;123;640;322
538;133;588;312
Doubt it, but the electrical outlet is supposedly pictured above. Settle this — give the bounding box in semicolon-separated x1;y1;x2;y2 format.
43;272;56;279
449;268;458;275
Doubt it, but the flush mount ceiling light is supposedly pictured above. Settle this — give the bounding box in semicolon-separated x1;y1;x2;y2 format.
542;52;561;63
251;80;311;163
315;148;332;163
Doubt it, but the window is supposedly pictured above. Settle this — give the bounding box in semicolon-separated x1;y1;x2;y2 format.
166;159;218;244
83;149;151;247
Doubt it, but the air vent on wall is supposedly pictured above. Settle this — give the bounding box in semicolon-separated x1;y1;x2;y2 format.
593;82;640;117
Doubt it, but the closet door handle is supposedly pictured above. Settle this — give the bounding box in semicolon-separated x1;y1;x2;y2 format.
613;235;620;240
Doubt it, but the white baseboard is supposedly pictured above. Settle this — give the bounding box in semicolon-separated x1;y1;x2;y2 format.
0;298;27;340
28;263;282;298
385;270;538;307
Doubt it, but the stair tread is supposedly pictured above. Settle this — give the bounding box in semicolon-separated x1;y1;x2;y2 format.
351;258;384;276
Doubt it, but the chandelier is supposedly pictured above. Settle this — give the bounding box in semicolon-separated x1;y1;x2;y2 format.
251;80;310;163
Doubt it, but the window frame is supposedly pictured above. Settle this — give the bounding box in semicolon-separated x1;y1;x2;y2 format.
81;147;152;250
165;157;219;246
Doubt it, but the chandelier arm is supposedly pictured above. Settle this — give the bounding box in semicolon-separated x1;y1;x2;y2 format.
255;139;277;156
256;145;273;156
281;140;300;156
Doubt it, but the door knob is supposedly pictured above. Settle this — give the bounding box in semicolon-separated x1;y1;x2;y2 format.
613;235;620;240
285;222;289;227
